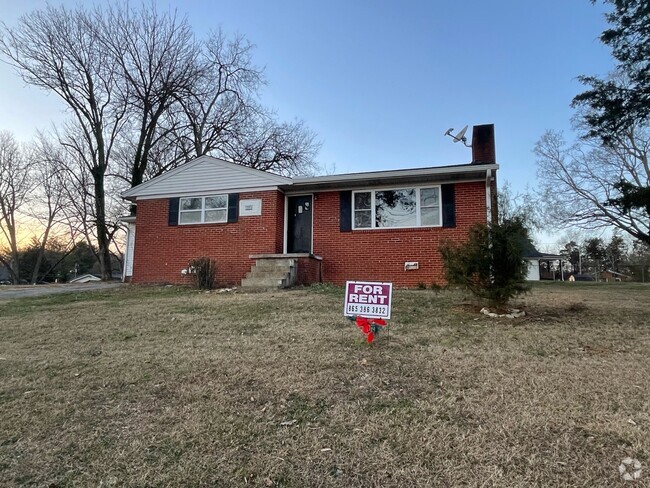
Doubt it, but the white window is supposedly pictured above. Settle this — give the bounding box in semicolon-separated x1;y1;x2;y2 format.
352;187;441;229
419;188;441;226
354;192;372;228
179;195;228;224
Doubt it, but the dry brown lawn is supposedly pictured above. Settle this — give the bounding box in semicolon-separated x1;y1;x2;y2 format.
0;282;648;487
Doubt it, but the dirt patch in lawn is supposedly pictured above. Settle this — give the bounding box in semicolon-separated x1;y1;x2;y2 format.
0;283;648;487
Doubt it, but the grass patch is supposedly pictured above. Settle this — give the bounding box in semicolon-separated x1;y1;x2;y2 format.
566;301;588;312
308;282;344;296
0;283;648;486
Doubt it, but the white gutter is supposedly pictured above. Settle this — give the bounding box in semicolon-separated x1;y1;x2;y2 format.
485;168;492;223
292;163;499;186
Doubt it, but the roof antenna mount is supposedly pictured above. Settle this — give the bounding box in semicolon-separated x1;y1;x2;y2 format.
444;125;471;147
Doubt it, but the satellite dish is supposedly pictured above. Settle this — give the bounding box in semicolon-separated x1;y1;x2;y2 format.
453;125;468;143
443;125;471;147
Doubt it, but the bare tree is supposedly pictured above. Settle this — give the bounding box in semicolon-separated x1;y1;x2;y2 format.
55;126;126;276
169;30;320;176
1;5;127;279
26;135;75;283
496;181;541;230
604;233;627;273
0;132;33;283
108;23;319;183
103;4;200;188
173;31;262;160
1;5;320;282
535;123;650;244
221;117;319;176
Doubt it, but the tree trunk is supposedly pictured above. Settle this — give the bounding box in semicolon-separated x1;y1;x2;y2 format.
92;171;113;281
8;224;20;284
31;224;52;284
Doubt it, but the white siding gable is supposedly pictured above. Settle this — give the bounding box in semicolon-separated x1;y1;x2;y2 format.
122;156;291;200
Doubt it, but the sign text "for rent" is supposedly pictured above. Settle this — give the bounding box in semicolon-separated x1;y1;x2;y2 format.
344;281;393;319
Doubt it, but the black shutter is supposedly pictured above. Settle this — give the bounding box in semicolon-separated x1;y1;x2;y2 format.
340;191;352;232
168;197;179;226
441;184;456;228
227;193;239;223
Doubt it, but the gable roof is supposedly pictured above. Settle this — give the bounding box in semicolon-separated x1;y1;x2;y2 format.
522;239;564;260
69;273;102;283
121;155;499;200
121;156;292;200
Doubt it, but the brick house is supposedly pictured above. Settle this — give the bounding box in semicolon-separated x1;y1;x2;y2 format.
121;124;498;288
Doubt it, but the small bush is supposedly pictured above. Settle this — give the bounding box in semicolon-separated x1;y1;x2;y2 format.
430;282;443;292
188;257;217;290
440;218;530;307
417;282;427;290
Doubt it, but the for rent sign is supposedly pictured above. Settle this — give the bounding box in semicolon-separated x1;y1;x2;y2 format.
344;281;393;319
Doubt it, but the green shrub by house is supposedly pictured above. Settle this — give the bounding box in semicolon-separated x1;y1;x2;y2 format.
441;218;530;307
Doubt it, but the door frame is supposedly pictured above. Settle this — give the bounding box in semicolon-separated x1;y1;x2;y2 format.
283;193;314;254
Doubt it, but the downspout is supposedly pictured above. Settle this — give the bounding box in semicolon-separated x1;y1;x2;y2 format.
485;169;492;223
122;226;129;283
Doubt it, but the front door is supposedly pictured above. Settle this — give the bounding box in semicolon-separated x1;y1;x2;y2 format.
287;195;313;253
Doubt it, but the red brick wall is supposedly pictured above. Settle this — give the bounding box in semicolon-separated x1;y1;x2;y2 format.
312;181;487;287
296;257;322;285
132;190;284;286
275;191;285;252
132;182;487;288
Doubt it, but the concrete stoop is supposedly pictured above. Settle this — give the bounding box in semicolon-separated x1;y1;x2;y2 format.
240;257;298;291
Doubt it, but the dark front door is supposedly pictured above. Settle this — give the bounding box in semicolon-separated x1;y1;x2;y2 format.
287;195;312;253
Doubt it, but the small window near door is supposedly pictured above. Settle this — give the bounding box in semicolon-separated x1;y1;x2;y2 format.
179;195;228;224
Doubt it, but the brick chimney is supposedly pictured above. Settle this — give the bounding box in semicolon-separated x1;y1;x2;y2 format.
471;124;496;164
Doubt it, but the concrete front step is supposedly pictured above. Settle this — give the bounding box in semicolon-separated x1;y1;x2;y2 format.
245;269;293;280
252;259;297;269
240;276;289;289
241;255;303;290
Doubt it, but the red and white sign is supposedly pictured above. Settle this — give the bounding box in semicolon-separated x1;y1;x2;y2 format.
344;281;393;319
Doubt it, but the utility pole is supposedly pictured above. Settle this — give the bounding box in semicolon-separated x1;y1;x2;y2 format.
579;249;582;275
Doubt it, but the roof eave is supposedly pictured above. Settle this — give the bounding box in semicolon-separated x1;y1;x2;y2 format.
283;163;498;191
524;254;565;260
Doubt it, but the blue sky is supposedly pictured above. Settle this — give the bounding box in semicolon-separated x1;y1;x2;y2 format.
0;0;613;199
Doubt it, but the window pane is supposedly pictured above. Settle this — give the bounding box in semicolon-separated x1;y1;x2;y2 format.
375;189;416;227
354;210;371;228
354;192;371;210
205;209;227;223
181;198;201;210
205;195;227;209
421;207;440;226
420;188;439;207
180;211;201;224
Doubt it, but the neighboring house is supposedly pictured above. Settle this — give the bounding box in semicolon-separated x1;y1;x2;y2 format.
121;124;499;288
601;270;631;282
523;242;565;281
69;274;102;284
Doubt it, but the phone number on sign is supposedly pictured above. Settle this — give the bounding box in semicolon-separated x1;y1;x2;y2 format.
346;304;387;315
